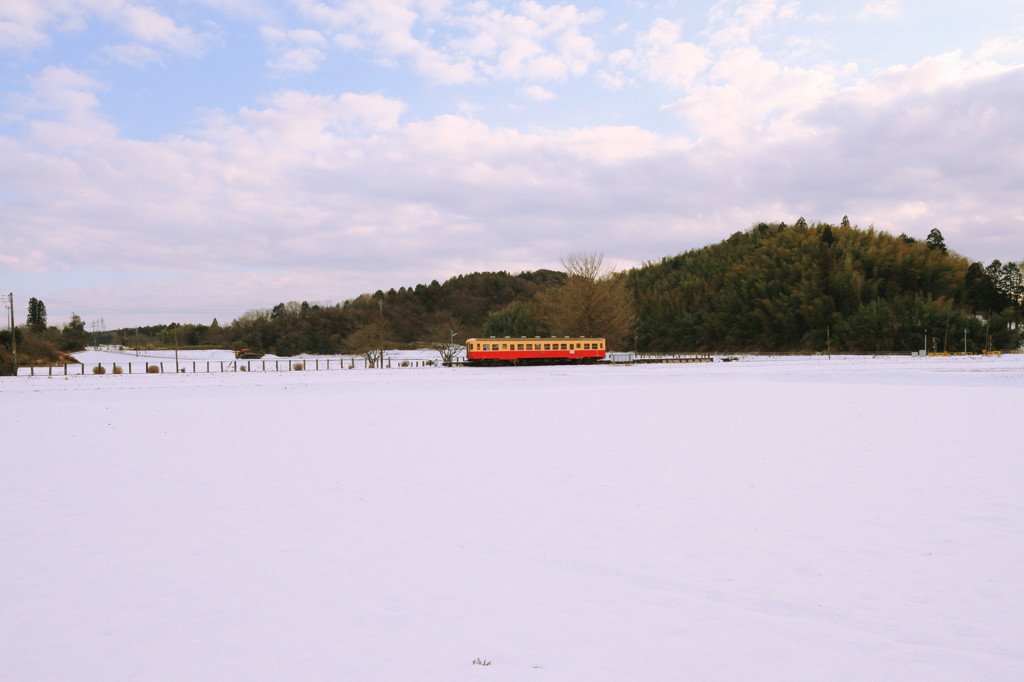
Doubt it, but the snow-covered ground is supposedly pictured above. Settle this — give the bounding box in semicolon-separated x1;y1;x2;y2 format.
2;357;1022;681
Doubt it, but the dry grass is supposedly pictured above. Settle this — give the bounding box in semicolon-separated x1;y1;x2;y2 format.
147;365;160;373
112;365;123;374
400;360;410;367
471;658;492;666
292;362;304;371
92;365;106;374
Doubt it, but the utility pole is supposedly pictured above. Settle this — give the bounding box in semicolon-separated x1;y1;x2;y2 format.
827;324;830;359
377;299;384;369
6;293;16;371
174;325;179;373
964;328;967;354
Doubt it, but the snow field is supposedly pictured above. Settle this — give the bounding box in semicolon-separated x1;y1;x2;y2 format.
1;357;1022;681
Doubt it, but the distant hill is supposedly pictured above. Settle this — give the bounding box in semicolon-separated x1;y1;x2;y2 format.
88;224;1020;356
629;221;1021;352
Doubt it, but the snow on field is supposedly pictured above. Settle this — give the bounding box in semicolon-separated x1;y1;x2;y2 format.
2;357;1022;681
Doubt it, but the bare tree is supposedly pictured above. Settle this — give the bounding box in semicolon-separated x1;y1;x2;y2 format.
345;319;388;367
426;316;463;366
542;251;636;349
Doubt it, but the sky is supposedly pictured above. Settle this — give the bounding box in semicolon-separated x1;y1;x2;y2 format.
1;0;1023;327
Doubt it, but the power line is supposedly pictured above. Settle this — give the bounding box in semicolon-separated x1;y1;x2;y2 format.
7;295;248;316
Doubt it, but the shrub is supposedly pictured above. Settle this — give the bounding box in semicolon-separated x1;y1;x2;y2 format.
400;360;410;367
0;347;14;376
147;365;160;373
112;365;123;374
92;365;106;374
293;362;304;371
424;360;435;366
239;365;248;371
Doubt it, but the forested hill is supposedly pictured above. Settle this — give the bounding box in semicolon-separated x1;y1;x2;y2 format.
630;221;1022;353
11;222;1020;364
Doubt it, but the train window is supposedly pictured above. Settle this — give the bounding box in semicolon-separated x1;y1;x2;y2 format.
544;343;550;350
599;343;603;349
517;344;524;350
526;344;533;350
584;343;590;349
560;343;567;350
502;344;507;350
483;344;489;350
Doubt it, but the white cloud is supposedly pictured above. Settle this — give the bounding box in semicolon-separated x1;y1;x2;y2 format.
117;4;209;55
100;42;164;67
0;0;213;58
520;85;556;100
598;71;625;90
294;0;478;84
858;0;900;20
706;0;779;46
3;51;1023;318
266;46;326;74
605;19;709;89
294;0;603;85
262;26;329;75
0;19;50;53
634;19;710;88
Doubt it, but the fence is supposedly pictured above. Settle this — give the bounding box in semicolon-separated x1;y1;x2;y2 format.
15;356;443;377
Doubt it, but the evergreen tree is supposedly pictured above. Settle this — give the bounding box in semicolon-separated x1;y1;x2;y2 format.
27;297;46;331
841;216;850;228
926;228;948;254
61;313;88;351
821;225;836;246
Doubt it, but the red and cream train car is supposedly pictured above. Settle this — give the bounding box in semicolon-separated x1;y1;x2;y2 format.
464;337;606;365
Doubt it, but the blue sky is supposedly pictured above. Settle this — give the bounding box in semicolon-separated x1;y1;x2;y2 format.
2;0;1023;326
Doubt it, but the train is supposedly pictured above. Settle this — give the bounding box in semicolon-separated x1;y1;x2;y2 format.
464;336;606;365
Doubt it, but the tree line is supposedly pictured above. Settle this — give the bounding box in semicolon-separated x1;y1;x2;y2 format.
3;222;1021;372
